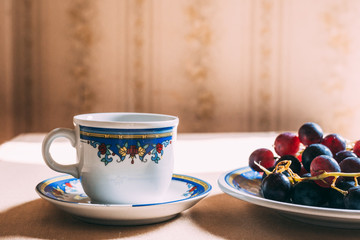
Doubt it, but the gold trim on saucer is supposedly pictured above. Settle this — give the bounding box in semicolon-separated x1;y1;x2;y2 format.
228;168;251;186
173;174;210;191
39;175;73;193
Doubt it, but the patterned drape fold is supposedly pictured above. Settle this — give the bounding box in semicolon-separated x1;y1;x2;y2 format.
1;0;360;143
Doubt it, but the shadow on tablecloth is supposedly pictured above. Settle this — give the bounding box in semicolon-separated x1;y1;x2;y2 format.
189;193;360;240
0;199;173;239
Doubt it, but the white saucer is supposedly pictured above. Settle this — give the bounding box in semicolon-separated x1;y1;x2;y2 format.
218;167;360;229
36;174;211;225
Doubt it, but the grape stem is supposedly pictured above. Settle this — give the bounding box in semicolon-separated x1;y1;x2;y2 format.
294;171;360;180
254;160;360;195
254;161;272;175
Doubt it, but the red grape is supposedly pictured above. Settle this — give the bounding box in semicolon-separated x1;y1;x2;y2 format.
274;132;300;156
297;154;302;162
298;122;323;146
310;155;340;188
299;166;308;176
248;148;275;172
353;140;360;157
321;133;346;155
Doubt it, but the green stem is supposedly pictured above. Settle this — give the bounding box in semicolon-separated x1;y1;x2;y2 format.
300;171;360;181
254;161;272;176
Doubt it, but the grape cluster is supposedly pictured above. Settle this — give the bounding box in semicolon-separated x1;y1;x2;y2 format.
249;122;360;209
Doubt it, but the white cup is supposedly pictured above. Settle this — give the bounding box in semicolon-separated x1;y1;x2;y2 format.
42;112;179;204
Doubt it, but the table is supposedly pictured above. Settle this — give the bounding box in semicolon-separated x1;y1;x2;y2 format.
1;132;360;239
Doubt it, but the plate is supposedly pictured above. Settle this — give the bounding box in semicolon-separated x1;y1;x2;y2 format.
36;174;211;225
218;167;360;229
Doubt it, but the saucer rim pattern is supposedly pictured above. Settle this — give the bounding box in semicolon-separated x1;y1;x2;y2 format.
36;173;212;207
36;173;212;225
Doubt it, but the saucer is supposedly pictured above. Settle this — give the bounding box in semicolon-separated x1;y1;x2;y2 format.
218;167;360;229
36;174;211;225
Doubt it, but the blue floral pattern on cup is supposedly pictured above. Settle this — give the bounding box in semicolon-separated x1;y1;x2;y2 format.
87;139;171;165
80;126;174;166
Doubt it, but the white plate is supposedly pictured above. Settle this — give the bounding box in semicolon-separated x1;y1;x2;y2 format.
218;167;360;229
36;174;211;225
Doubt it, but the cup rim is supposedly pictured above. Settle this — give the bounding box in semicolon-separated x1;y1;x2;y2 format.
73;112;179;129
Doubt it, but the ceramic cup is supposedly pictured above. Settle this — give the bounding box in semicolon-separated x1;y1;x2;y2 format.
42;112;179;204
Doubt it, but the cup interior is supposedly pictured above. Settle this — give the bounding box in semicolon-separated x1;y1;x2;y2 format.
74;112;179;129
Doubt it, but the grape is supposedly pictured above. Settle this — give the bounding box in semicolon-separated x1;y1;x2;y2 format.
299;166;309;176
353;140;360;157
328;181;355;208
248;148;275;172
261;173;291;202
301;172;312;178
291;181;328;207
261;168;291;182
310;155;340;188
248;122;360;209
297;154;302;162
334;150;357;164
302;144;333;172
277;155;302;174
339;157;360;172
339;157;360;182
344;186;360;209
261;171;272;182
321;133;346;156
298;122;323;146
274;132;300;157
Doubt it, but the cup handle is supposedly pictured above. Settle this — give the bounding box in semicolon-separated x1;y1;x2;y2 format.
42;128;80;178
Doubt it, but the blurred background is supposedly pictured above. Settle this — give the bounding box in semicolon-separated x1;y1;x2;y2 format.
1;0;360;143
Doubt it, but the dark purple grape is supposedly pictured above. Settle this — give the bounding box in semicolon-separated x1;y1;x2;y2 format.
302;144;333;172
301;172;312;178
339;157;360;173
339;157;360;182
321;133;346;156
261;166;293;182
298;122;323;146
310;155;340;188
334;150;357;164
276;155;302;174
328;181;355;208
261;172;271;182
249;148;275;172
291;181;328;207
274;132;300;156
261;173;291;202
344;186;360;209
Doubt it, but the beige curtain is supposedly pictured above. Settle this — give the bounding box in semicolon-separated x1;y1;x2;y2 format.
1;0;360;143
